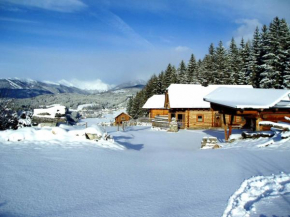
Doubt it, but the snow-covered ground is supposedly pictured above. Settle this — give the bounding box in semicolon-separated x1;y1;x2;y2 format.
0;121;290;217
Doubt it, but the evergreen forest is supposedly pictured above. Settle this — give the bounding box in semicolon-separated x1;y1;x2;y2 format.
127;17;290;119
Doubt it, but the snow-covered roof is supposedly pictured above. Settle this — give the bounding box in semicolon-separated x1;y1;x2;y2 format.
204;87;290;109
167;84;252;108
142;95;166;109
33;105;66;118
114;112;132;118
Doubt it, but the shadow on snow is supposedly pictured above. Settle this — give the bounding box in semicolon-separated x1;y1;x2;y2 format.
113;136;144;151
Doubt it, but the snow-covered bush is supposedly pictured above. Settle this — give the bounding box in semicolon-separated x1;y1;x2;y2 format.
66;111;81;124
0;99;18;131
18;111;33;128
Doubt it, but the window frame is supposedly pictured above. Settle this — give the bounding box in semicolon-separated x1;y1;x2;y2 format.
196;114;204;122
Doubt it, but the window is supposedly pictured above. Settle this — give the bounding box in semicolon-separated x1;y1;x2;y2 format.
197;115;203;122
121;117;125;120
171;113;176;120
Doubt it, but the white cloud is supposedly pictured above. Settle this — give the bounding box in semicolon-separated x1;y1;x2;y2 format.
92;9;154;49
175;46;191;52
2;0;87;12
0;45;194;85
227;19;262;46
0;17;39;24
60;79;113;91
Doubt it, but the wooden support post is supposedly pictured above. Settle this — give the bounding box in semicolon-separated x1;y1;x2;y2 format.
223;113;228;141
228;115;234;140
256;113;261;131
187;109;189;129
211;109;214;127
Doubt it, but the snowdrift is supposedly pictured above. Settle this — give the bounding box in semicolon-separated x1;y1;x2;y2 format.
0;125;123;150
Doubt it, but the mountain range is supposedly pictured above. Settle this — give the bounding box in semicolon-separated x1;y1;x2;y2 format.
0;78;146;98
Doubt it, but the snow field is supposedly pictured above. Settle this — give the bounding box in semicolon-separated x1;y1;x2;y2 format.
0;124;290;216
222;172;290;217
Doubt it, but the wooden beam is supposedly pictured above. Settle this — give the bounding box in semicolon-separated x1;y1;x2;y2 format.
256;112;261;131
211;108;214;127
223;113;228;141
223;113;226;125
228;115;234;140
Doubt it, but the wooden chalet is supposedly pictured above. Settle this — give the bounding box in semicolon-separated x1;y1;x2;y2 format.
204;87;290;140
114;112;132;125
164;84;252;129
142;95;169;118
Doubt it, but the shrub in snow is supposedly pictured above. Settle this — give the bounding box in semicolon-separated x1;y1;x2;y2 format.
18;111;33;128
66;111;81;124
0;99;18;131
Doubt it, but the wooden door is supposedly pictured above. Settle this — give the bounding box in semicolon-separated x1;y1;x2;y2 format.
214;113;221;127
177;113;185;129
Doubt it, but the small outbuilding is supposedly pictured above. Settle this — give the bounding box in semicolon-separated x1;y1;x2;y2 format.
204;87;290;140
142;95;168;118
114;112;132;126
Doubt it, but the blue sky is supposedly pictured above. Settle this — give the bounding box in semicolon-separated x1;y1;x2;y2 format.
1;0;290;89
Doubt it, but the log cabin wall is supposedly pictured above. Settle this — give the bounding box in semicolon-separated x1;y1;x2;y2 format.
188;109;214;128
168;109;247;129
149;109;169;119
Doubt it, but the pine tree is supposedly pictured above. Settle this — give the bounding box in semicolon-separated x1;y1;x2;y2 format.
278;18;290;88
126;97;133;116
177;60;187;84
198;58;210;86
187;54;198;84
268;17;283;88
250;27;262;87
214;41;230;84
284;60;290;88
238;39;252;85
164;64;173;88
158;71;166;93
228;38;241;84
200;43;216;84
171;66;178;84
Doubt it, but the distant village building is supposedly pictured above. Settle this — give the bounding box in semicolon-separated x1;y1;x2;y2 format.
114;112;132;125
204;87;290;140
33;104;67;127
142;95;168;118
142;84;252;129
